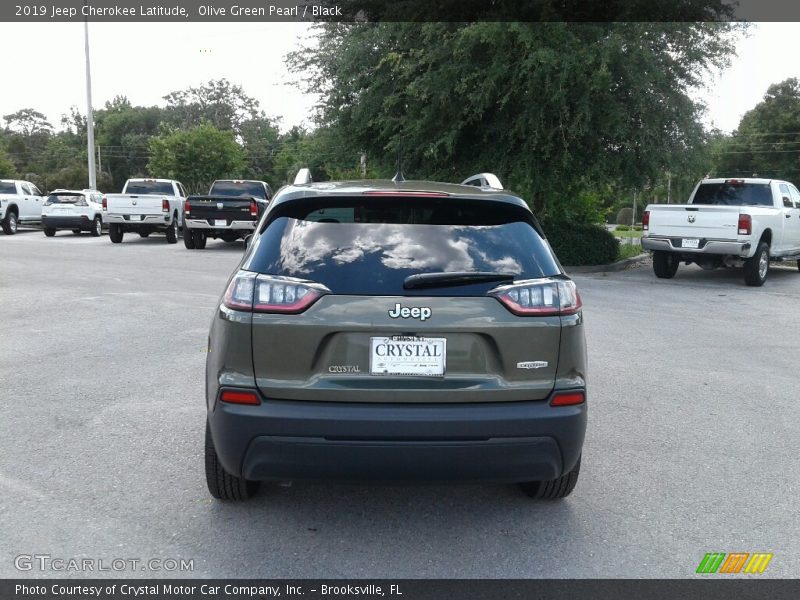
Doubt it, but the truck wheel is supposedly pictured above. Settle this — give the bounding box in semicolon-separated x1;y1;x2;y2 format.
192;230;207;249
2;210;18;235
652;251;679;279
165;215;178;243
744;242;769;286
91;216;102;237
44;227;56;237
183;227;196;249
519;455;581;500
109;224;124;243
205;422;259;501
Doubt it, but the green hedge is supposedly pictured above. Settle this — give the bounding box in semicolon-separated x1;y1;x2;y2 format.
615;224;630;231
541;219;620;266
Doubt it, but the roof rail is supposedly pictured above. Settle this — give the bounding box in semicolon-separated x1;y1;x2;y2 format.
461;172;504;190
293;168;313;185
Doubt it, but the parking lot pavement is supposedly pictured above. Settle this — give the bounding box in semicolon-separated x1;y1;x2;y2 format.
1;229;798;579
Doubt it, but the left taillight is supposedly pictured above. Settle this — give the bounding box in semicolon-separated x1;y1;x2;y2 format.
642;210;650;231
490;279;582;316
223;271;329;314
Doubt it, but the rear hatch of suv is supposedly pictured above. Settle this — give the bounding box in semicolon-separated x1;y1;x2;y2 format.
238;193;575;404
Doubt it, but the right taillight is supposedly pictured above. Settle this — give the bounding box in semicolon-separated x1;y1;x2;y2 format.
738;213;751;235
490;279;582;316
250;199;258;217
223;271;329;314
184;199;191;215
101;196;107;210
642;210;650;231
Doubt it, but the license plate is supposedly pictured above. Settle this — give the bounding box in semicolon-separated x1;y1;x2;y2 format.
681;238;700;249
370;336;446;377
214;219;227;227
129;215;141;221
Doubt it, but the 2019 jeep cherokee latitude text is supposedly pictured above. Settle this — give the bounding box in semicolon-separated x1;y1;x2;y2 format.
204;180;588;501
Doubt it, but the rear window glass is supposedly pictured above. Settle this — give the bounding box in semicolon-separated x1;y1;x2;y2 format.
210;181;266;199
692;183;773;206
0;182;16;194
47;194;84;204
125;181;174;195
245;197;561;296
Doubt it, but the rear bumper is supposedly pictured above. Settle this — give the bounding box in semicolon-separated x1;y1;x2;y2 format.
105;213;172;227
41;215;91;229
208;390;587;483
642;236;752;258
185;219;255;231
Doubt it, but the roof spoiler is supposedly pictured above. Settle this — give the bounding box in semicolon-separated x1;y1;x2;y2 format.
461;173;503;190
293;168;313;185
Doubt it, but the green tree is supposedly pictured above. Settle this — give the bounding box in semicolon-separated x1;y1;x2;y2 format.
0;148;16;178
147;123;246;193
713;79;800;184
289;21;743;219
163;79;260;137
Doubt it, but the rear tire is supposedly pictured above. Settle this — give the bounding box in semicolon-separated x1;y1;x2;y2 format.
165;215;178;243
2;210;18;235
44;227;56;237
205;422;259;501
192;230;207;249
91;216;102;237
744;241;769;286
652;251;679;279
519;455;581;500
109;223;124;243
183;226;196;249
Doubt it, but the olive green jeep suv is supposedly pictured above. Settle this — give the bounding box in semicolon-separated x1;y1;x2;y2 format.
205;178;587;501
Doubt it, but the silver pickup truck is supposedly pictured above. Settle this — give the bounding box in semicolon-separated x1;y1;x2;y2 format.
642;178;800;286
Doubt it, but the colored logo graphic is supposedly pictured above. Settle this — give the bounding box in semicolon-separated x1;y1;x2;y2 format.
696;552;773;574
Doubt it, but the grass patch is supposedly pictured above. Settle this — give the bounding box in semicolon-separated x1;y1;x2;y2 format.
618;243;646;260
613;229;642;239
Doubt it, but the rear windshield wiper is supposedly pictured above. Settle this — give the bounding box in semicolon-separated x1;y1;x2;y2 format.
403;271;516;290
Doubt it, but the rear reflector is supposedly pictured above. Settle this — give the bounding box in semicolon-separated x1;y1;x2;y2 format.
220;390;260;405
550;391;585;406
738;213;751;235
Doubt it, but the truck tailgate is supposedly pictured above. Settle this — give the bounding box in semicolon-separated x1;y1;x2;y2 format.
186;196;254;224
648;205;740;241
105;194;165;215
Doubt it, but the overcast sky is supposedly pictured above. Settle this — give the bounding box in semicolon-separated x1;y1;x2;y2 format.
0;22;798;133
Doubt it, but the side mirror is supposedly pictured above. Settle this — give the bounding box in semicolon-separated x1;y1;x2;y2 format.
244;234;253;248
783;196;793;208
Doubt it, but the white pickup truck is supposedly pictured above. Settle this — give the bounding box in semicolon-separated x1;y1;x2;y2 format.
103;178;187;244
642;178;800;286
0;179;46;234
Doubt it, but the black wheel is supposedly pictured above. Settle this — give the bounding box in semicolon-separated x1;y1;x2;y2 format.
519;455;581;500
138;232;150;238
744;241;769;287
91;216;102;237
44;227;56;237
109;223;124;243
205;422;259;501
2;210;18;235
192;229;207;249
652;251;679;279
165;215;178;243
183;226;196;249
72;229;82;235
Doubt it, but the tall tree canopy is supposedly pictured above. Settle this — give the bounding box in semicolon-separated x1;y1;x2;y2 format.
713;78;800;184
289;22;743;214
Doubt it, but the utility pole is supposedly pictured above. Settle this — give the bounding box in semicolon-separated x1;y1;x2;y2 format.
631;190;637;246
84;2;97;190
97;145;102;175
360;152;366;178
666;171;671;204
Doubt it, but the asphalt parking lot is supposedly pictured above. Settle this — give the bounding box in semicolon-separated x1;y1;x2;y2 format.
1;228;798;579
